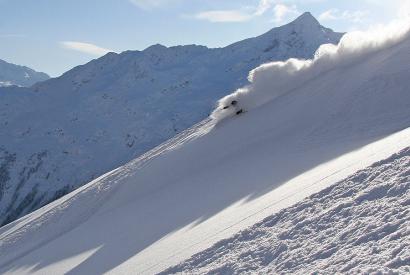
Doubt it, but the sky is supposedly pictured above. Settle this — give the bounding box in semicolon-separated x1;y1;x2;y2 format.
0;0;408;77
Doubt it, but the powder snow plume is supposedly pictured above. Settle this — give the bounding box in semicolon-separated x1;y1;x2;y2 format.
211;20;410;122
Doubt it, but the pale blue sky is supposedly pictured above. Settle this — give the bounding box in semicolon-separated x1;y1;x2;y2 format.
0;0;407;76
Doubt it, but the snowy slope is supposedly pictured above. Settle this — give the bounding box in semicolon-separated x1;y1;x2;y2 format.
0;13;343;226
1;21;410;274
0;59;49;87
163;147;410;274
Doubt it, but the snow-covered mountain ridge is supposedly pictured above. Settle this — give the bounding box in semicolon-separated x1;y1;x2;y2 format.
0;19;410;274
0;13;343;226
0;59;49;87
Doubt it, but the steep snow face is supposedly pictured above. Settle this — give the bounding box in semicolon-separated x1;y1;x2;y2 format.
0;13;343;226
163;147;410;274
0;59;49;87
1;20;410;275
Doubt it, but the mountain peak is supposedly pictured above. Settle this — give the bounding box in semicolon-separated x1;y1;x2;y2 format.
144;44;167;53
0;58;49;87
292;12;320;25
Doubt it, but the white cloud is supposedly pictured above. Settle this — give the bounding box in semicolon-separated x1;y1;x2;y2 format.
254;0;275;16
194;0;296;23
273;4;299;23
318;9;338;21
319;9;368;23
195;10;252;23
60;41;114;56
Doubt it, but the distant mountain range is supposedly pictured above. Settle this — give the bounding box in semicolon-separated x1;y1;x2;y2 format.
0;12;343;226
0;59;49;87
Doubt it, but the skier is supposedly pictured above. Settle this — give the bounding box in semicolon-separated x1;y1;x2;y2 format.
222;100;243;115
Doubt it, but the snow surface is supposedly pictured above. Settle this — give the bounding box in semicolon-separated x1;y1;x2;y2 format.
1;19;410;274
163;146;410;274
0;59;49;87
0;13;343;226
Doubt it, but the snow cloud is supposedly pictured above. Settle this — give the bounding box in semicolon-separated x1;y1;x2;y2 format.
211;20;410;122
194;0;300;23
60;41;114;56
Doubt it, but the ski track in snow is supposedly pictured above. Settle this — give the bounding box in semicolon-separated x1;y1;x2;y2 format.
163;147;410;275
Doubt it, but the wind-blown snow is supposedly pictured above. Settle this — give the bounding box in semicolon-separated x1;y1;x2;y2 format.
212;21;410;121
163;147;410;274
